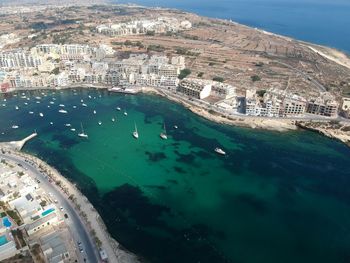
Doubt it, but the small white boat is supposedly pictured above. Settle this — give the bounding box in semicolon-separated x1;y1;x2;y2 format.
50;122;54;125
47;105;50;108
65;124;71;127
36;101;40;104
12;125;19;129
24;102;28;105
93;110;96;114
52;98;56;101
124;112;128;116
174;125;178;129
116;107;121;111
39;113;44;117
59;109;68;114
214;147;226;155
111;118;115;122
2;104;5;107
88;95;92;99
59;104;65;107
78;123;88;138
15;106;19;110
98;121;102;126
70;128;76;132
35;96;41;100
49;101;55;104
29;111;34;114
160;123;168;140
133;123;139;139
73;106;77;109
82;103;87;107
80;99;84;103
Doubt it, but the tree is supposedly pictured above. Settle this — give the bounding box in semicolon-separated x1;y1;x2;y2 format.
251;75;261;82
178;68;191;79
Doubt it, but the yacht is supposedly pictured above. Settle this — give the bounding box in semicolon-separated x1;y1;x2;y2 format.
70;128;76;132
15;106;19;110
50;122;54;125
78;123;88;138
80;99;84;103
116;107;121;111
12;125;19;129
82;103;87;107
88;95;92;99
93;110;96;114
214;147;226;155
36;101;40;104
124;111;128;116
59;104;65;107
160;123;168;140
73;106;77;109
29;111;34;114
24;102;28;105
111;118;115;122
49;101;55;104
35;96;41;100
65;124;71;127
98;121;102;126
47;106;50;108
174;125;178;129
59;109;68;114
132;123;139;139
39;113;44;117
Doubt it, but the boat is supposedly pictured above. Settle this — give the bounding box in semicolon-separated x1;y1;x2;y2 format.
174;125;178;129
78;123;88;138
59;104;65;107
111;118;115;122
93;110;96;114
49;101;55;104
50;122;53;125
39;113;44;117
88;95;92;99
116;107;121;111
29;111;34;114
59;109;68;114
214;147;226;155
80;99;84;103
124;111;128;116
35;96;41;100
132;123;139;139
160;123;168;140
82;103;87;107
36;101;40;104
47;106;50;108
12;125;19;129
98;121;102;126
70;128;76;132
15;106;19;110
65;124;71;127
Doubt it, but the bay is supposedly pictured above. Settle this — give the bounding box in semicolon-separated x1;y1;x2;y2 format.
1;89;350;262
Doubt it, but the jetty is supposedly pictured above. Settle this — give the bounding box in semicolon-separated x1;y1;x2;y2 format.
0;132;38;151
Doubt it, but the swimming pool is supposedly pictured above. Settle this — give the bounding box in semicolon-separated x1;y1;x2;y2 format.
41;208;55;217
2;217;11;228
0;235;8;246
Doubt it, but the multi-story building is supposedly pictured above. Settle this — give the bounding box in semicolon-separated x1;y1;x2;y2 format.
177;78;212;99
306;93;339;117
282;96;307;116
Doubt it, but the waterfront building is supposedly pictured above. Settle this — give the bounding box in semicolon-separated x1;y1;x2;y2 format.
282;96;307;116
306;93;339;117
341;97;350;117
25;212;59;236
178;78;212;99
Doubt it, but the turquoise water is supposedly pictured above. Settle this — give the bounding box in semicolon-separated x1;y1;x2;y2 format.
0;235;8;246
2;217;11;228
1;89;350;262
42;208;55;217
115;0;350;53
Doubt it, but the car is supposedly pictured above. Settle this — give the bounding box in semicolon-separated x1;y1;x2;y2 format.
64;213;69;219
60;206;64;211
79;247;84;253
77;241;82;245
54;199;58;203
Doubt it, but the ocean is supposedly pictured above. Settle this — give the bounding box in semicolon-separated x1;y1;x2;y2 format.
115;0;350;53
1;89;350;263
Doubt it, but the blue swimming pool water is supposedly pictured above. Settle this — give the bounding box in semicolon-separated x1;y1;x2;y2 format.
2;217;11;228
41;208;55;217
0;235;8;246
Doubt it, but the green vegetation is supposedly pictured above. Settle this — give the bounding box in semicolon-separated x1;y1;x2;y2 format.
17;171;24;177
251;75;261;82
178;68;191;79
146;30;155;36
197;72;204;77
208;62;215;66
255;62;264;67
147;45;165;52
257;89;266;97
213;76;224;82
7;210;23;226
51;68;60;75
40;200;47;207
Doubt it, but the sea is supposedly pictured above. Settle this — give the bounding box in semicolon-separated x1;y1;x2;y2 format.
115;0;350;53
1;89;350;263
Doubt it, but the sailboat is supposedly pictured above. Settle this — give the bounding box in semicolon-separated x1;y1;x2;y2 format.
160;123;168;140
132;123;139;139
78;123;88;138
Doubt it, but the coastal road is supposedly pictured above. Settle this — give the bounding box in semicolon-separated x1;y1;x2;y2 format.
0;152;100;263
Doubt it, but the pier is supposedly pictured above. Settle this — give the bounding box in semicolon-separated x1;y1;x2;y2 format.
0;132;38;151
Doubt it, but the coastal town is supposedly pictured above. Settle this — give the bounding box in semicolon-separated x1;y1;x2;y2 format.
0;2;350;263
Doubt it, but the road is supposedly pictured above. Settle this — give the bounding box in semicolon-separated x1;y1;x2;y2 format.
0;152;100;263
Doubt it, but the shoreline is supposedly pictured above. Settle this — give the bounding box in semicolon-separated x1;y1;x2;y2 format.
0;148;139;263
